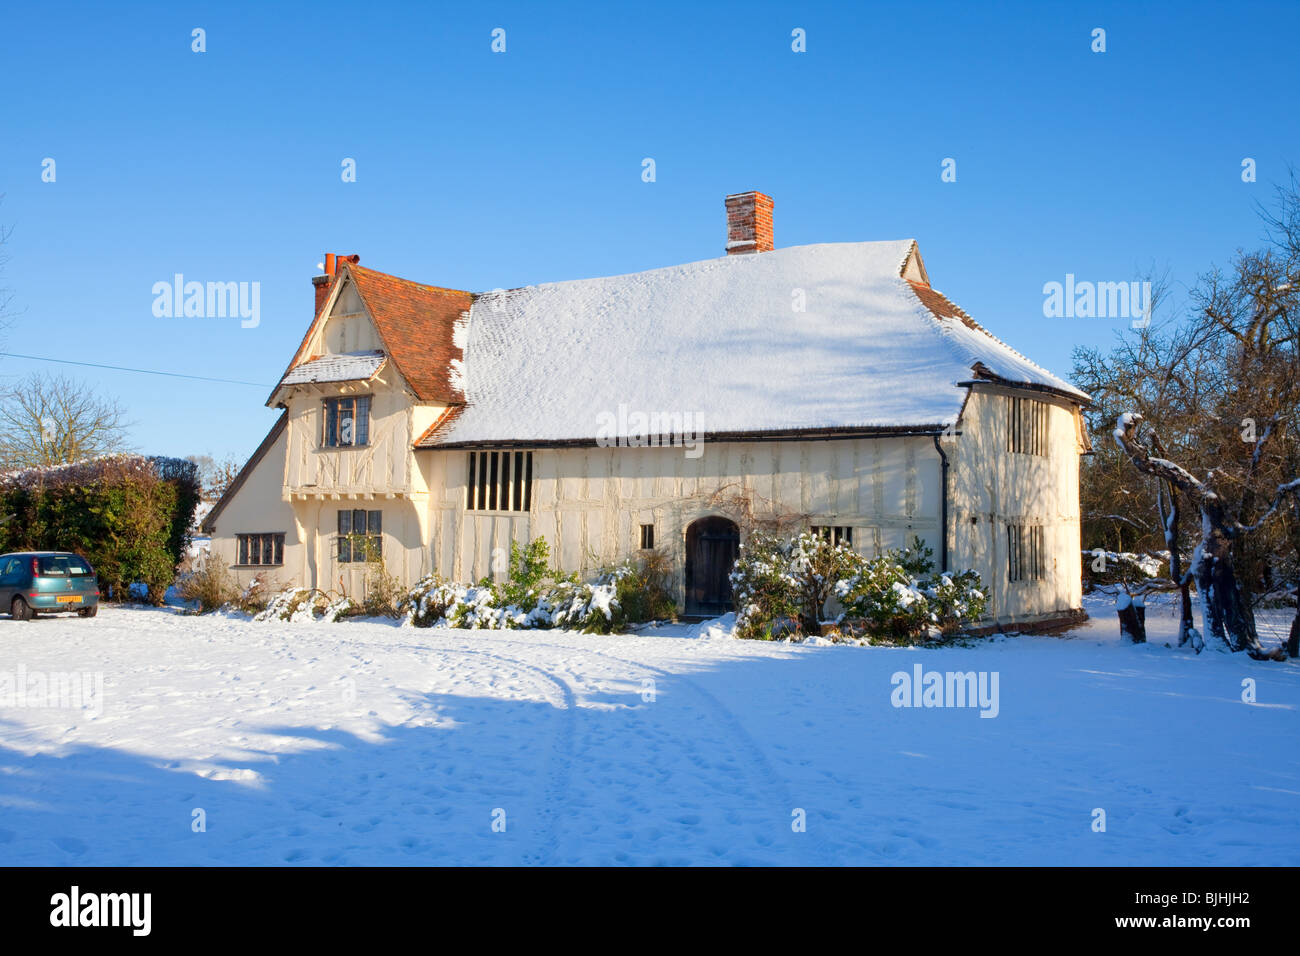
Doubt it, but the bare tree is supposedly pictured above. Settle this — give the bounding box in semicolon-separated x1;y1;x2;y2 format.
0;372;131;470
1082;176;1300;660
185;453;242;500
1114;415;1293;660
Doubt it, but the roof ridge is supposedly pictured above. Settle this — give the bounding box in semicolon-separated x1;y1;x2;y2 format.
348;263;474;297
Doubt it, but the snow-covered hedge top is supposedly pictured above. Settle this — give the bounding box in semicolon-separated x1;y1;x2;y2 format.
431;241;1084;445
0;454;196;490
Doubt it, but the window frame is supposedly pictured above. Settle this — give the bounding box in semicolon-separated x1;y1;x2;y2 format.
811;525;853;547
465;450;533;513
1007;396;1048;457
322;394;372;449
337;509;383;563
236;532;286;567
1007;523;1045;583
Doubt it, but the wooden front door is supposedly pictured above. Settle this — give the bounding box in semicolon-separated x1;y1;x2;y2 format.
685;517;740;616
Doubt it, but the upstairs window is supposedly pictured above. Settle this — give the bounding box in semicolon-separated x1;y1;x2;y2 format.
1007;396;1048;457
238;533;285;566
466;451;533;512
338;509;382;563
323;395;371;448
1007;523;1045;582
812;525;853;547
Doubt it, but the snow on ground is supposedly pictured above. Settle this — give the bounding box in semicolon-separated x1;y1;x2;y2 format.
0;594;1297;866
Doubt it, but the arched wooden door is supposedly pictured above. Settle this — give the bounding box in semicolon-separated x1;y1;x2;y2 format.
684;517;740;616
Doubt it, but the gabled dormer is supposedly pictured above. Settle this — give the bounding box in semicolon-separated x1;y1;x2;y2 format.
268;255;475;501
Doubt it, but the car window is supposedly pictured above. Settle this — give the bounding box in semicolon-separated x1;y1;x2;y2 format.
38;557;69;576
39;556;93;576
0;558;17;577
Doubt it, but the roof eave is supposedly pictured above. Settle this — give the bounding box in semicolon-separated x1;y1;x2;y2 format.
956;376;1092;407
416;423;955;451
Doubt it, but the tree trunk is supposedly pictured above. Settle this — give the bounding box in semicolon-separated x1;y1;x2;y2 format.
1199;521;1260;654
1198;518;1284;659
1163;481;1199;649
1177;581;1200;650
1288;610;1299;659
1113;414;1287;661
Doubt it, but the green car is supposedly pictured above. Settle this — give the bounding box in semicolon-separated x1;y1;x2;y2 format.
0;552;100;620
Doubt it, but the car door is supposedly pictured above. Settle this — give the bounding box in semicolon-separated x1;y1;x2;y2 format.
0;557;19;607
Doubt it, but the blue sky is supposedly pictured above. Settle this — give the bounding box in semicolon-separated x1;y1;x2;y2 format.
2;0;1298;462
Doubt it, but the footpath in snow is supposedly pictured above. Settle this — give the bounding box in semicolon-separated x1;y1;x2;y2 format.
0;594;1296;866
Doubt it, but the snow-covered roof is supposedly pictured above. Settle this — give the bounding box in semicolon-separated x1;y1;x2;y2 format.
420;241;1087;446
278;350;386;387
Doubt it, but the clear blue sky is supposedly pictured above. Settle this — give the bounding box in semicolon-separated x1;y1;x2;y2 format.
2;0;1298;463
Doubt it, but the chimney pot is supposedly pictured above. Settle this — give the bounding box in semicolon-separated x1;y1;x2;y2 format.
725;191;774;255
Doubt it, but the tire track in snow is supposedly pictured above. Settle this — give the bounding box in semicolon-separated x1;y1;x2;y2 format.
344;638;578;866
470;633;842;865
439;645;577;866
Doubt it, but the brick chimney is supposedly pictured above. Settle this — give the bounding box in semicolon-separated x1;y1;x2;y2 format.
725;191;774;255
313;253;359;316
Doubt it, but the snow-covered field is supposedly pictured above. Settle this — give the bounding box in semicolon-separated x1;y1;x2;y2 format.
0;595;1297;866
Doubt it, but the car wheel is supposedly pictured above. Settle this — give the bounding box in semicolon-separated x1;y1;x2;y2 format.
77;605;97;618
11;597;34;621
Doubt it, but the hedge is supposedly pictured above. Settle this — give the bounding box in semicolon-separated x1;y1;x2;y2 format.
0;455;201;603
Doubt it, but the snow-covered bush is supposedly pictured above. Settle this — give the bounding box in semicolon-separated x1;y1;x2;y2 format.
401;575;459;628
540;577;624;632
255;587;353;623
837;539;988;642
400;539;670;634
730;531;863;640
923;568;989;632
729;531;803;640
836;555;931;639
733;533;988;643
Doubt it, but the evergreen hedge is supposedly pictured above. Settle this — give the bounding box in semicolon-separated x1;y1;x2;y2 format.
0;455;201;603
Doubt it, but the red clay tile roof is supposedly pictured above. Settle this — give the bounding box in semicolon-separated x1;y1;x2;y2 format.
348;266;475;403
414;404;466;447
908;279;982;332
272;262;474;406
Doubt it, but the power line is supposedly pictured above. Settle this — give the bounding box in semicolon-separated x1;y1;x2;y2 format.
0;351;273;388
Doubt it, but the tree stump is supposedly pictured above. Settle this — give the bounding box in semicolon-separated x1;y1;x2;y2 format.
1117;594;1146;644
